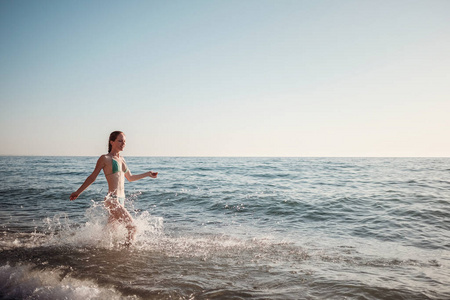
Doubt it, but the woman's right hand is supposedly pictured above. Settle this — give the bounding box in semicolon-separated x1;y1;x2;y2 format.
70;192;79;201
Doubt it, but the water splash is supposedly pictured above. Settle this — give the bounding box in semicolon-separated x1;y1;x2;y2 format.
3;198;165;250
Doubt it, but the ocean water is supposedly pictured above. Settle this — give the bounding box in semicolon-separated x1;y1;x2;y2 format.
0;156;449;300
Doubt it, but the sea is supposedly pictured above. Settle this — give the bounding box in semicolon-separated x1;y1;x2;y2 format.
0;156;449;300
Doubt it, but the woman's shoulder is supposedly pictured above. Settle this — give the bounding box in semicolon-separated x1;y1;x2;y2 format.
97;154;111;164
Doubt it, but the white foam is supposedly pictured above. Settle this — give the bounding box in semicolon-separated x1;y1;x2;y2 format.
3;198;304;262
0;263;137;300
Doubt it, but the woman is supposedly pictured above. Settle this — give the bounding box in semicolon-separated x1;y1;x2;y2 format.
70;131;158;246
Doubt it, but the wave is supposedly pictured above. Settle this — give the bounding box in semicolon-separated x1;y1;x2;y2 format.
0;263;137;300
1;234;445;300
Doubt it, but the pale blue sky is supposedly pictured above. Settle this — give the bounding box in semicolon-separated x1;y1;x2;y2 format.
1;0;449;156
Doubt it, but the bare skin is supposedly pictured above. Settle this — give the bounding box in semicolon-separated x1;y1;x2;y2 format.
70;133;157;246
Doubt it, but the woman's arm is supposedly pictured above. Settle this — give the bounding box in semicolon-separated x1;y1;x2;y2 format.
125;170;158;182
70;156;105;201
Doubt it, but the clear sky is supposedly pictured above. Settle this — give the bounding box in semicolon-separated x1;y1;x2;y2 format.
1;0;449;157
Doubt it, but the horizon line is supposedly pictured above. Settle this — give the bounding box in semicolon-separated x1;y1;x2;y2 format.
0;155;449;159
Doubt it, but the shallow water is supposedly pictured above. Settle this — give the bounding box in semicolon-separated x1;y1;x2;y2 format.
0;156;449;299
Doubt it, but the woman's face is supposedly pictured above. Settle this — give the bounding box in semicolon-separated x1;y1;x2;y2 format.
111;133;126;152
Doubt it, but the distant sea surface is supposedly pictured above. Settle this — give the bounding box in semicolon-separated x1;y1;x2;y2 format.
0;156;449;299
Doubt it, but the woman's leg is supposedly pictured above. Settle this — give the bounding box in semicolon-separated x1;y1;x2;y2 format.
104;199;137;245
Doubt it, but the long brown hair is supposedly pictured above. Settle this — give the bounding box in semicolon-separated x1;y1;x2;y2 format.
108;131;124;153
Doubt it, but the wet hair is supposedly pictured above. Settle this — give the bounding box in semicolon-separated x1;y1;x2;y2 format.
108;131;124;153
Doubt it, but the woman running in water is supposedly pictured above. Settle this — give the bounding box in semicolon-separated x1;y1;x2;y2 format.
70;131;158;246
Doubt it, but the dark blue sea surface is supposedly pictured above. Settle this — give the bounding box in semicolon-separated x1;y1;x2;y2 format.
0;156;449;299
